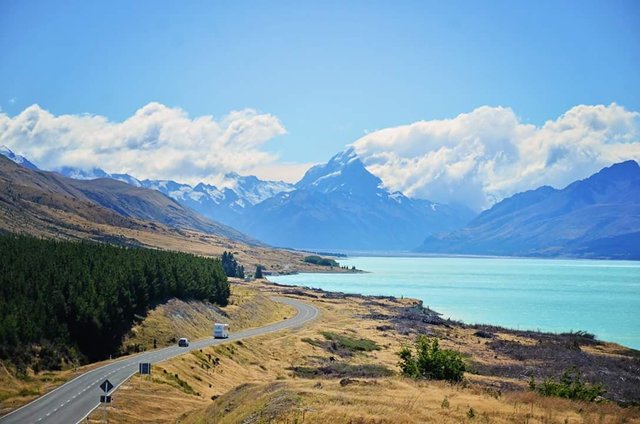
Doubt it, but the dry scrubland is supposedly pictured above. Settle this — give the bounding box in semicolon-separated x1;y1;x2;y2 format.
83;281;640;424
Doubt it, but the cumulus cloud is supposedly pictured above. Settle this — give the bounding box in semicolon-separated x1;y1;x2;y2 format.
0;103;290;184
250;162;318;184
352;104;640;210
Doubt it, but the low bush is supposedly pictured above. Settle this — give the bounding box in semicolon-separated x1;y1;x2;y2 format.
321;331;380;352
303;255;339;267
398;336;466;382
529;367;605;401
291;362;393;379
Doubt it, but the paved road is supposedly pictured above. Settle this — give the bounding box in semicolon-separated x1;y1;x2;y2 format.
1;297;318;424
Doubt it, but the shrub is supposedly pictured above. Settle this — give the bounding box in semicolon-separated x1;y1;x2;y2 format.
254;265;264;279
290;363;393;379
397;336;466;382
221;251;244;278
529;367;605;402
303;255;339;267
321;331;380;352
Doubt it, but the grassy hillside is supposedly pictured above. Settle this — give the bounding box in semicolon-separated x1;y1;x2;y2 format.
122;284;295;353
85;282;640;424
0;284;294;415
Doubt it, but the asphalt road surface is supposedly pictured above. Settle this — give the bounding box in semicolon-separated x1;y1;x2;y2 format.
1;297;319;424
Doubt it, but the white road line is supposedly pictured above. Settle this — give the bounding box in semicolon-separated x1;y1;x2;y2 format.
2;298;317;424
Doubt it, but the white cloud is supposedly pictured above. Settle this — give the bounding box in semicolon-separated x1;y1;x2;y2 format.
0;103;290;184
352;104;640;210
250;162;316;184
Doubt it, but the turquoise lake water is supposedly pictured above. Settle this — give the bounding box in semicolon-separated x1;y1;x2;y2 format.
269;257;640;349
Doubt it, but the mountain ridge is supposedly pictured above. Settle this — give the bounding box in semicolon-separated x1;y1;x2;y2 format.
416;160;640;259
0;154;257;245
235;149;475;250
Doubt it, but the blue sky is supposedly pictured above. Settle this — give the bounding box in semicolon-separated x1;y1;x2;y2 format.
1;1;639;206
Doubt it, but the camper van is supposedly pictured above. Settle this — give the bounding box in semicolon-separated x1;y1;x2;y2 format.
213;323;229;339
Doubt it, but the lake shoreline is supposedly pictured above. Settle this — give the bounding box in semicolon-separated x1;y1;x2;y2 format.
266;278;639;351
260;278;640;405
269;256;640;350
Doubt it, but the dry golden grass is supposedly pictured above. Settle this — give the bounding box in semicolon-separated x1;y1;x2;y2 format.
86;282;640;424
181;378;640;424
0;284;293;416
0;357;118;415
122;283;296;352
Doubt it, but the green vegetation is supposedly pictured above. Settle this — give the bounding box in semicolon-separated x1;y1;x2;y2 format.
398;336;466;383
0;234;229;372
221;251;244;278
303;255;339;267
529;367;605;402
291;362;393;379
254;264;264;279
320;331;380;352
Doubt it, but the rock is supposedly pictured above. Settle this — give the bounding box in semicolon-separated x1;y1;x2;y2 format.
474;330;494;339
340;378;356;386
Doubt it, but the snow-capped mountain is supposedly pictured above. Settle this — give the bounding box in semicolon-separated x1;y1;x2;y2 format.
0;145;39;170
54;166;294;225
223;172;294;206
3;145;474;250
58;166;110;180
235;149;475;250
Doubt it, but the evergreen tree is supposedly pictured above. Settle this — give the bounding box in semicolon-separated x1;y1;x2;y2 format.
0;234;230;372
220;251;244;278
254;265;264;279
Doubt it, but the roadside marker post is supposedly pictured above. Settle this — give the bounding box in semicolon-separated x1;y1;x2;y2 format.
99;379;114;423
139;362;152;381
139;362;151;374
99;379;114;393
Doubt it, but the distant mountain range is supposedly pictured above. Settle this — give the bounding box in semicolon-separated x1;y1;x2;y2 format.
1;145;474;250
417;160;640;259
235;149;475;250
53;163;294;226
3;145;639;258
0;153;256;245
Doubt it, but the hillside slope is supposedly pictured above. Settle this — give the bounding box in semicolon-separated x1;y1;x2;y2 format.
83;282;640;423
0;155;341;275
417;160;640;259
0;155;255;244
55;164;294;226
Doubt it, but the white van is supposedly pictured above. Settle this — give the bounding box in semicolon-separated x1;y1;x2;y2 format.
213;323;229;339
178;337;189;347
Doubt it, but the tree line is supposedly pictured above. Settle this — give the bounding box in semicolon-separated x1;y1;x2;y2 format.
221;251;244;278
0;233;229;372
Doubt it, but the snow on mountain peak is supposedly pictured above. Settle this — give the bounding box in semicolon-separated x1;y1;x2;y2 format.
0;145;39;170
